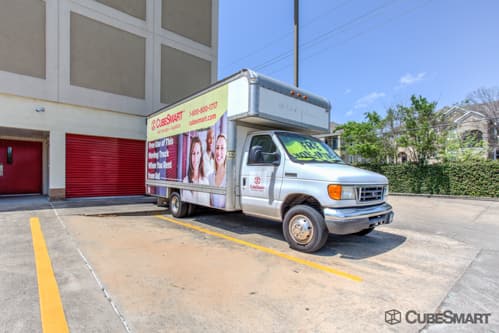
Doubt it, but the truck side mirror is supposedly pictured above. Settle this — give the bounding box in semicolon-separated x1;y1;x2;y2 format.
249;145;264;164
271;152;281;166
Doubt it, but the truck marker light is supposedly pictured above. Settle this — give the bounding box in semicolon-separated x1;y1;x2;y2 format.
328;184;342;200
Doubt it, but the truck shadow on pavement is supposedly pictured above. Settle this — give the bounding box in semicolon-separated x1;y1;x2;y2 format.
320;231;406;260
185;208;406;260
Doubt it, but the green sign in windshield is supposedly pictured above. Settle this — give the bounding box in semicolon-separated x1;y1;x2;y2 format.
277;132;343;163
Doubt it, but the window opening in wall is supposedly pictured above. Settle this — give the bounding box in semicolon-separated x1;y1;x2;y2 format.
461;130;483;147
7;147;13;164
325;136;339;150
398;152;407;163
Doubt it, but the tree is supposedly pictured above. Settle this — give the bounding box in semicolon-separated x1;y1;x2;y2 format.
335;95;446;164
336;111;387;163
465;87;499;121
379;107;401;163
396;95;443;165
465;87;499;159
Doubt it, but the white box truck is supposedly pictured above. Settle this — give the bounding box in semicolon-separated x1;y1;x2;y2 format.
146;69;393;252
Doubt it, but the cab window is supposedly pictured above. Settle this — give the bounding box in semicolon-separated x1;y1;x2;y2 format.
248;135;277;165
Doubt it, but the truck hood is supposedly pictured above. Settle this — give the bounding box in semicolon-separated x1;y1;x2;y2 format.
284;162;388;184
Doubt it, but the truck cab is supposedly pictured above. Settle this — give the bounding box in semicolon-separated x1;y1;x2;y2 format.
240;130;393;252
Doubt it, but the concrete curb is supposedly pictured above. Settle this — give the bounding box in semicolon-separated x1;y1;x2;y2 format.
390;192;499;202
83;208;169;217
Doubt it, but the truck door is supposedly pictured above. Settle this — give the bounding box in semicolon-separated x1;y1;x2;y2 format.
240;134;284;219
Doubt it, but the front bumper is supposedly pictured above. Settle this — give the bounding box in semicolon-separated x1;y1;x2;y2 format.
323;203;394;235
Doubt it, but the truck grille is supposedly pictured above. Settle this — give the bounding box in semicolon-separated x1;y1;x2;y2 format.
356;186;385;202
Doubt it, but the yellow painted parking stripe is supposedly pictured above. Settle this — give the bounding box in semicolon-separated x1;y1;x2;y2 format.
30;217;70;333
156;215;362;282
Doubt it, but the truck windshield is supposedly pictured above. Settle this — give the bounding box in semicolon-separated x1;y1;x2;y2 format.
276;132;344;164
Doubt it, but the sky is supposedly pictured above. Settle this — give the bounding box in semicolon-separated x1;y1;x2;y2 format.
217;0;499;124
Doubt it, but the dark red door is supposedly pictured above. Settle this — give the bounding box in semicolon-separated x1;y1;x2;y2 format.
0;140;42;195
66;134;145;198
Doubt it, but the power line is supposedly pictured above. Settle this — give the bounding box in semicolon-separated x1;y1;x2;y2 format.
295;0;432;72
301;0;399;50
225;0;352;67
253;0;400;72
267;0;432;76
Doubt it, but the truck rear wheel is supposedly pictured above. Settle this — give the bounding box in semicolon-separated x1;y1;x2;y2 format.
169;192;188;218
283;205;328;253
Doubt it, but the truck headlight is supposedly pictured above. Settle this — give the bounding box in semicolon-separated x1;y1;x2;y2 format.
328;185;356;200
341;186;356;200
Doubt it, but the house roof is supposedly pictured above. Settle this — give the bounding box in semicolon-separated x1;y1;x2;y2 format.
440;102;493;125
454;110;487;124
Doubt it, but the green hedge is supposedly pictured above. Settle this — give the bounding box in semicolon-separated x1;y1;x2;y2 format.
358;161;499;197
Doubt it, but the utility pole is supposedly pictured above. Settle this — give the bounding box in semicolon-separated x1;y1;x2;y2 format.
294;0;299;87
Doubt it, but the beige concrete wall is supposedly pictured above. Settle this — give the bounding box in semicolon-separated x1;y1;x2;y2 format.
458;116;489;142
0;92;146;193
49;130;66;192
0;0;218;197
0;0;218;115
0;94;145;140
0;0;46;79
96;0;147;20
457;116;489;158
160;45;211;104
70;12;146;99
162;0;212;46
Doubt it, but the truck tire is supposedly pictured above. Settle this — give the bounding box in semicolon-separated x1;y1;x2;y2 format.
353;227;374;236
283;205;329;253
187;203;196;216
169;192;188;218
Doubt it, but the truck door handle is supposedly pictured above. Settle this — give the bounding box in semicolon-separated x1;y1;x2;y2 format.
242;177;246;186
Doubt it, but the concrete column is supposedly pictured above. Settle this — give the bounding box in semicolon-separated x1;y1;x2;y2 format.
48;130;66;200
42;138;49;195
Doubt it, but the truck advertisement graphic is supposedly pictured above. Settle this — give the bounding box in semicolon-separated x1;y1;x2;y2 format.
147;85;228;208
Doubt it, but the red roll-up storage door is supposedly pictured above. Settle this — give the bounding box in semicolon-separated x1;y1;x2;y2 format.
66;134;145;198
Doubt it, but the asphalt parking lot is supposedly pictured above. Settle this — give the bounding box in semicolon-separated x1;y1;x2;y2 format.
0;195;498;332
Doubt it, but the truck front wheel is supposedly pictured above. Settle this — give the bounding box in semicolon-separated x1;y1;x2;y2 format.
283;205;329;253
169;192;189;218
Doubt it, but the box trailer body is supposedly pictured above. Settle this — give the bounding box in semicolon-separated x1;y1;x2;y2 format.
146;69;393;252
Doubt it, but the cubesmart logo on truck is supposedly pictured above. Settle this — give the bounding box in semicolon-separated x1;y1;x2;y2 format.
147;85;228;142
151;110;185;130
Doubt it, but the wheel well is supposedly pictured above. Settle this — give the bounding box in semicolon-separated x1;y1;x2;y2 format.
281;194;323;219
168;188;179;198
